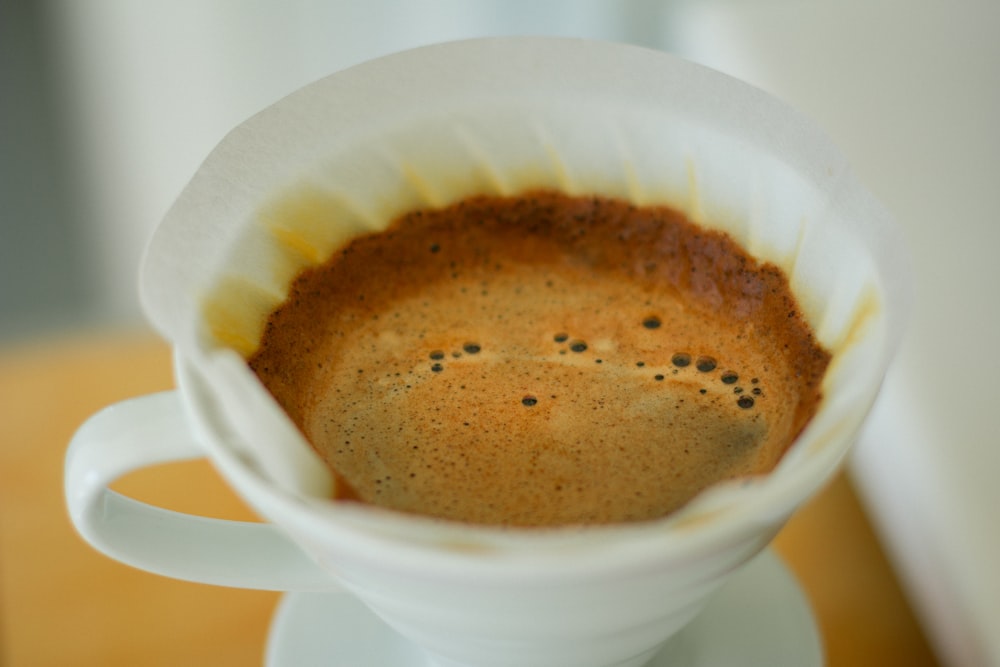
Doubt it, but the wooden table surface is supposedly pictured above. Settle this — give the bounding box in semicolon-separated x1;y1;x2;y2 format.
0;331;940;666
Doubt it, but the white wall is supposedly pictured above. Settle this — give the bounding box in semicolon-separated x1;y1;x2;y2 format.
670;2;1000;665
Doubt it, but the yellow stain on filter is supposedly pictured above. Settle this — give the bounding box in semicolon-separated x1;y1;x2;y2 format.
542;141;575;194
400;162;448;209
685;159;705;226
259;186;380;264
204;186;382;358
202;276;285;358
453;125;513;197
622;160;645;206
399;143;561;210
829;284;882;357
788;216;810;279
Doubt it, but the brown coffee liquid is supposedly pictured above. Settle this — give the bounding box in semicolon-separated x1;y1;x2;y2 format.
248;191;829;527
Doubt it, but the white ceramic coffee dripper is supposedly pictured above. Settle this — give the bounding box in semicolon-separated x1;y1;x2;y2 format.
66;37;910;667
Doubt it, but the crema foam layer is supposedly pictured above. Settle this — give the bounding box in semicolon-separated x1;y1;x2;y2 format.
248;191;829;527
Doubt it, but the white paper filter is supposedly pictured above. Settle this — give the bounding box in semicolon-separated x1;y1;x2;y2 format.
140;37;910;550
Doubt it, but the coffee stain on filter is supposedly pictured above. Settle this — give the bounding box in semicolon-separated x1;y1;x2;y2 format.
202;276;285;358
828;285;882;356
803;412;856;457
261;186;383;264
455;125;514;197
781;217;810;284
790;280;884;461
777;215;832;334
400;161;449;210
685;159;706;227
541;138;576;195
668;507;727;532
203;186;381;357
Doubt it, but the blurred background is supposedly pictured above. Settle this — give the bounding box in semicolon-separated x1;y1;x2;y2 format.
2;1;998;665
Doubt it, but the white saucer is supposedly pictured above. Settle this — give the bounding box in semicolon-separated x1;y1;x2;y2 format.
265;549;822;666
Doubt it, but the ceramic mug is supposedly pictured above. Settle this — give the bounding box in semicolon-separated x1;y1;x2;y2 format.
65;37;909;667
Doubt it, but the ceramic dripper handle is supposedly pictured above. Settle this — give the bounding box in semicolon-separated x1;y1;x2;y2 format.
64;391;339;591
